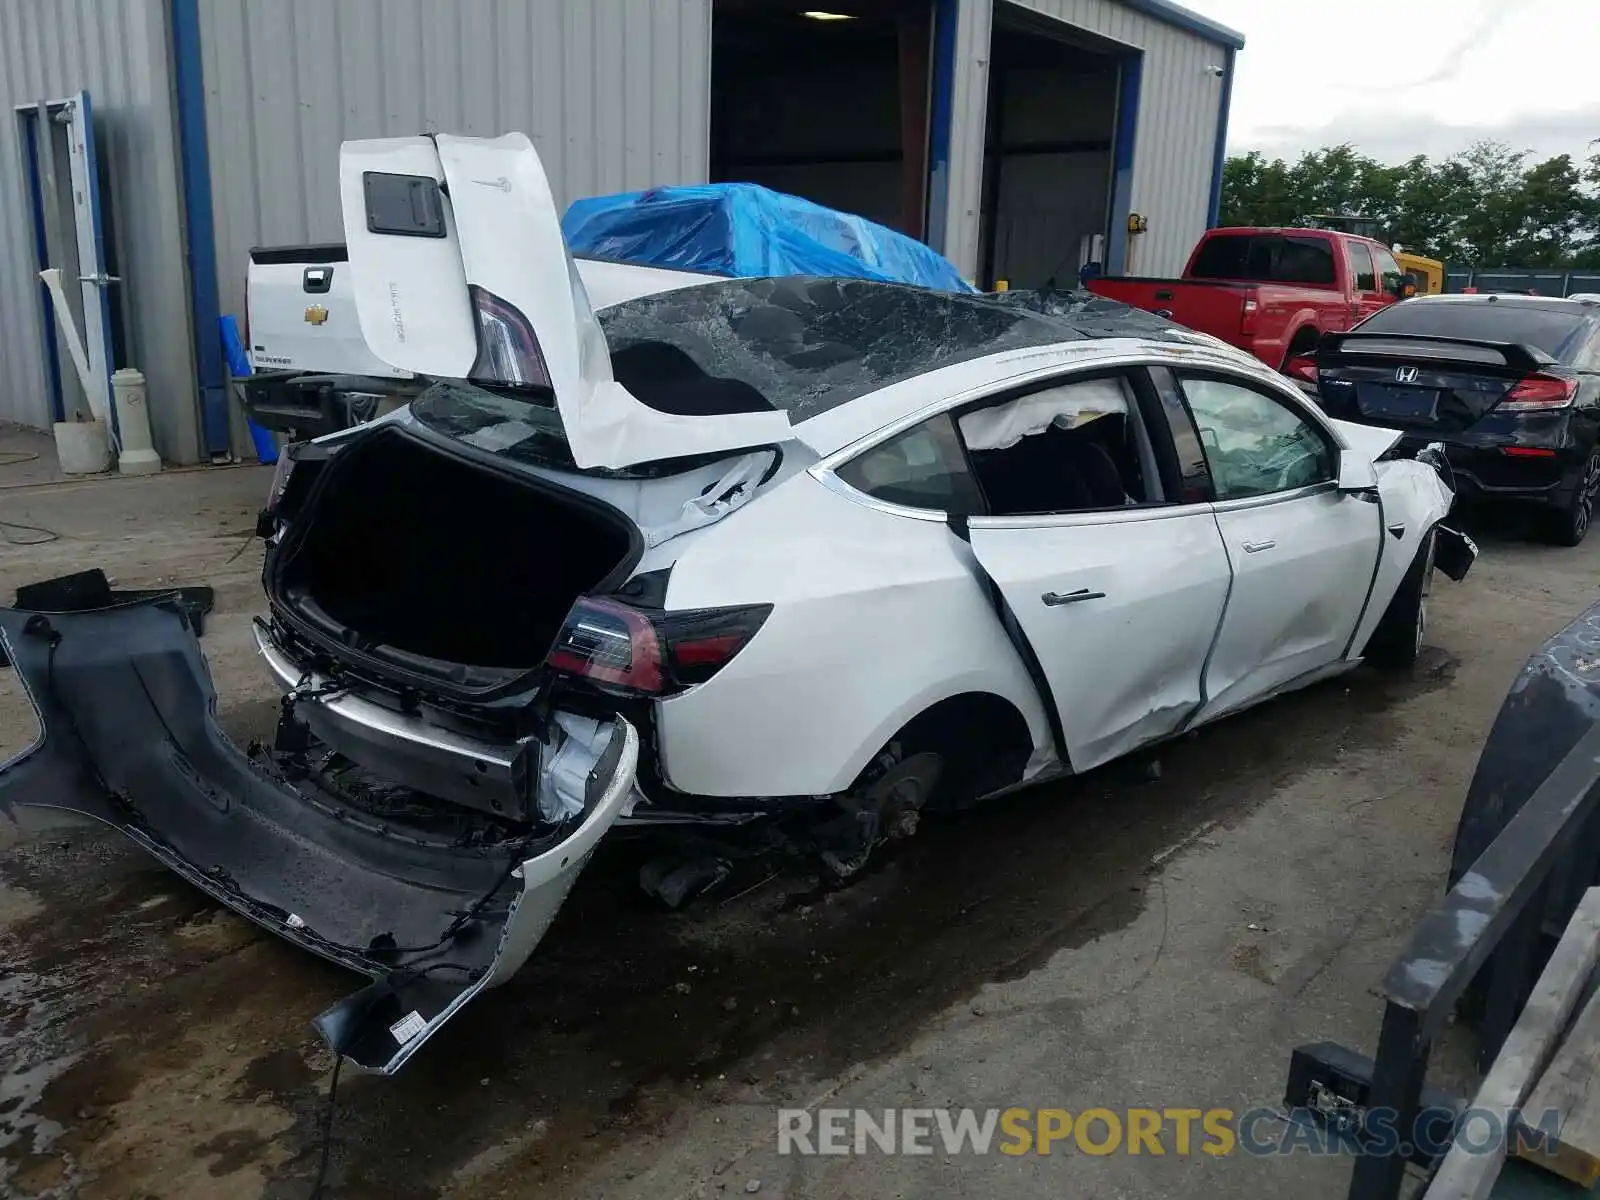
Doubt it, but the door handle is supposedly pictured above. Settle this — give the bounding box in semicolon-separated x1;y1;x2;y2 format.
1042;588;1105;606
1242;539;1276;554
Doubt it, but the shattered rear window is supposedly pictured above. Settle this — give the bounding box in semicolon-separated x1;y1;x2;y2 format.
595;277;1077;423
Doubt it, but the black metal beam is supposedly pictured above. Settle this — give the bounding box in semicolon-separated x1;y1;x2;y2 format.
1380;722;1600;1036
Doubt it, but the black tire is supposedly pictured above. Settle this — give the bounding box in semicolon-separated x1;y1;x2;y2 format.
1547;449;1600;547
1364;531;1435;669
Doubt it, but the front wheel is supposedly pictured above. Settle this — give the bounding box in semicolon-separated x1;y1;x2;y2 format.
1365;531;1435;669
1547;449;1600;547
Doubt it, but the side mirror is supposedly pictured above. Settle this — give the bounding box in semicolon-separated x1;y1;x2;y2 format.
1338;450;1377;492
1392;273;1417;299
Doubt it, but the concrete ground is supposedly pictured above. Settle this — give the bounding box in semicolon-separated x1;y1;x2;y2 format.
2;420;1597;1200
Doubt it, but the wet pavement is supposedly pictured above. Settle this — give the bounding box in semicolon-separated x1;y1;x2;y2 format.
3;431;1598;1199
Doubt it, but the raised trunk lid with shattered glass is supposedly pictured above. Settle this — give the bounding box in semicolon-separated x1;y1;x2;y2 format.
338;132;794;469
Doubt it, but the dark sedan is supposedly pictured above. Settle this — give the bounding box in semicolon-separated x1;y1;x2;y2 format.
1290;295;1600;544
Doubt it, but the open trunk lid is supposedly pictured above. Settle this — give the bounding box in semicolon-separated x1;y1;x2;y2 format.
338;133;794;469
1315;332;1558;434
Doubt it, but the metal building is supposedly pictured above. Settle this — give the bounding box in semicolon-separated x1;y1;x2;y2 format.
0;0;1241;465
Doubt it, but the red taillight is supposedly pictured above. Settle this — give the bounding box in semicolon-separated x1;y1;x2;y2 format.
1285;354;1319;384
468;284;552;389
546;597;771;696
1500;375;1577;412
1502;446;1558;458
1240;297;1259;336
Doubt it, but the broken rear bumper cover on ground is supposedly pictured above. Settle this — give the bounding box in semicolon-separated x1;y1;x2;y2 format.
0;599;638;1074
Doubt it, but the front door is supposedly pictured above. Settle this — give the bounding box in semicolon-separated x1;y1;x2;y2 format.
1177;374;1382;723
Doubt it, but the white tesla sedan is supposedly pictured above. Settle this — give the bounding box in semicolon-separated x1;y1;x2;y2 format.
0;133;1472;1072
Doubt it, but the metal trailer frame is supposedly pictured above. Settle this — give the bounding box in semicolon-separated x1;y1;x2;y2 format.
1284;623;1600;1200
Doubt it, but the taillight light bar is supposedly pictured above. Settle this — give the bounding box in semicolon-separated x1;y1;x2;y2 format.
1240;297;1259;337
546;597;772;696
1500;375;1577;412
468;284;552;389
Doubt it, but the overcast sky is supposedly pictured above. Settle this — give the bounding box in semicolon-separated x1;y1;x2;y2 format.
1198;0;1600;166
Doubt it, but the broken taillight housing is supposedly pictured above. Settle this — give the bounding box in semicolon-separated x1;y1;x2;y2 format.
546;597;772;696
468;284;552;389
1499;374;1578;412
264;447;297;514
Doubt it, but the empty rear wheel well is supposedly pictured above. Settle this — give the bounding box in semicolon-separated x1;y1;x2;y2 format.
1283;326;1320;366
872;692;1035;806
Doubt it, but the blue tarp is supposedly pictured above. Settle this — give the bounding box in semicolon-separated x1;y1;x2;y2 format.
563;183;975;293
220;313;276;464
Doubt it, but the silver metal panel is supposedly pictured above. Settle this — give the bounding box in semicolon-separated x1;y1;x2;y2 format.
0;0;199;460
941;0;992;280
947;0;1231;279
197;0;712;336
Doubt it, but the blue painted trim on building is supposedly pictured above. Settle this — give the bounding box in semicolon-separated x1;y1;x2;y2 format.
21;114;66;423
1121;0;1244;49
1105;52;1142;278
171;0;231;458
1206;46;1236;228
925;0;959;255
78;91;123;445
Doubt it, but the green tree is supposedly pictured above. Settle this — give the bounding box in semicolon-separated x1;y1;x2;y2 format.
1219;139;1600;268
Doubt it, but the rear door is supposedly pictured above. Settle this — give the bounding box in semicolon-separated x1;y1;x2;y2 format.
337;133;793;469
1170;372;1381;721
957;369;1233;771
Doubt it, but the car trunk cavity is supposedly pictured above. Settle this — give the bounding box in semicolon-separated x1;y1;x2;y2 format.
271;424;640;691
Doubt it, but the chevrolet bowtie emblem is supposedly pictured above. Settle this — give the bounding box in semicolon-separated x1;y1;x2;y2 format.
304;305;329;326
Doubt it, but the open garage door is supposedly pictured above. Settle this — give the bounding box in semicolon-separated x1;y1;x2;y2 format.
711;1;933;238
979;5;1124;290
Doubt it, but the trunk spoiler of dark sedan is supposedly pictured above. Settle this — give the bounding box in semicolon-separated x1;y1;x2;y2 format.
1316;331;1557;372
0;598;637;1073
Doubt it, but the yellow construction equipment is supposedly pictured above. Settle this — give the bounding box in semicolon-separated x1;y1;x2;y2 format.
1302;214;1443;295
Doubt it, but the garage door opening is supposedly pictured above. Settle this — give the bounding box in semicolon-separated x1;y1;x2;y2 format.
711;2;933;237
978;7;1124;290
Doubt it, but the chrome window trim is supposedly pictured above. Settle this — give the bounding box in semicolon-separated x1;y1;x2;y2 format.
1209;480;1340;513
810;468;950;523
969;502;1217;531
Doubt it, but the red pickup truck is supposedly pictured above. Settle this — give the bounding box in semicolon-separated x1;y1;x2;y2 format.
1087;227;1410;371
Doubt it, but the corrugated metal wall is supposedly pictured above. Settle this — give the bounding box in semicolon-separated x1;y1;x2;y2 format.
197;0;713;328
0;0;198;459
946;0;1228;279
938;0;992;276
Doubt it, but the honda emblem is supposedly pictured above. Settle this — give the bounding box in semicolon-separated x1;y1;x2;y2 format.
1395;365;1419;384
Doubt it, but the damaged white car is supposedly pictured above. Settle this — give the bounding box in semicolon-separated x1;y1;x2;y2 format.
0;133;1474;1074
